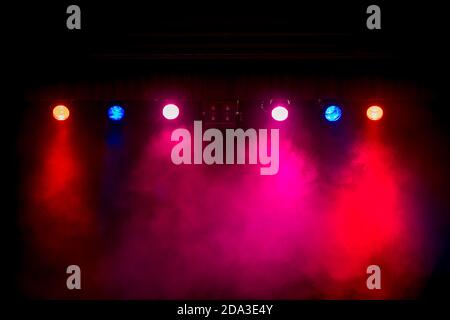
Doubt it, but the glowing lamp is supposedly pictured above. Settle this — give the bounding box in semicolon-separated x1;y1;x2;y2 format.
162;104;180;120
271;106;289;121
108;105;125;121
53;105;70;121
367;105;383;121
324;105;342;122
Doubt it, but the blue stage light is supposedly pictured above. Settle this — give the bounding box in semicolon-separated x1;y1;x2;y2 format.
108;105;125;121
324;105;342;122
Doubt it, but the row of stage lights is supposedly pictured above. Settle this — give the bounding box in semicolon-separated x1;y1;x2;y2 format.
52;103;384;122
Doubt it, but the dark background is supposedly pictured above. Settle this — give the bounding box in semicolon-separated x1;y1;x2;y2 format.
5;0;450;315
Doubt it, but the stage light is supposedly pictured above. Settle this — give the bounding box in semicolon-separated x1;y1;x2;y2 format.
108;105;125;121
53;105;70;121
367;105;383;121
162;104;179;120
271;106;288;121
201;100;241;127
324;105;342;122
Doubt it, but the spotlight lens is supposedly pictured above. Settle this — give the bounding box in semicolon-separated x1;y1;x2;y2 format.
108;105;125;121
162;104;179;120
367;105;383;121
324;105;342;122
271;106;288;121
53;105;70;121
